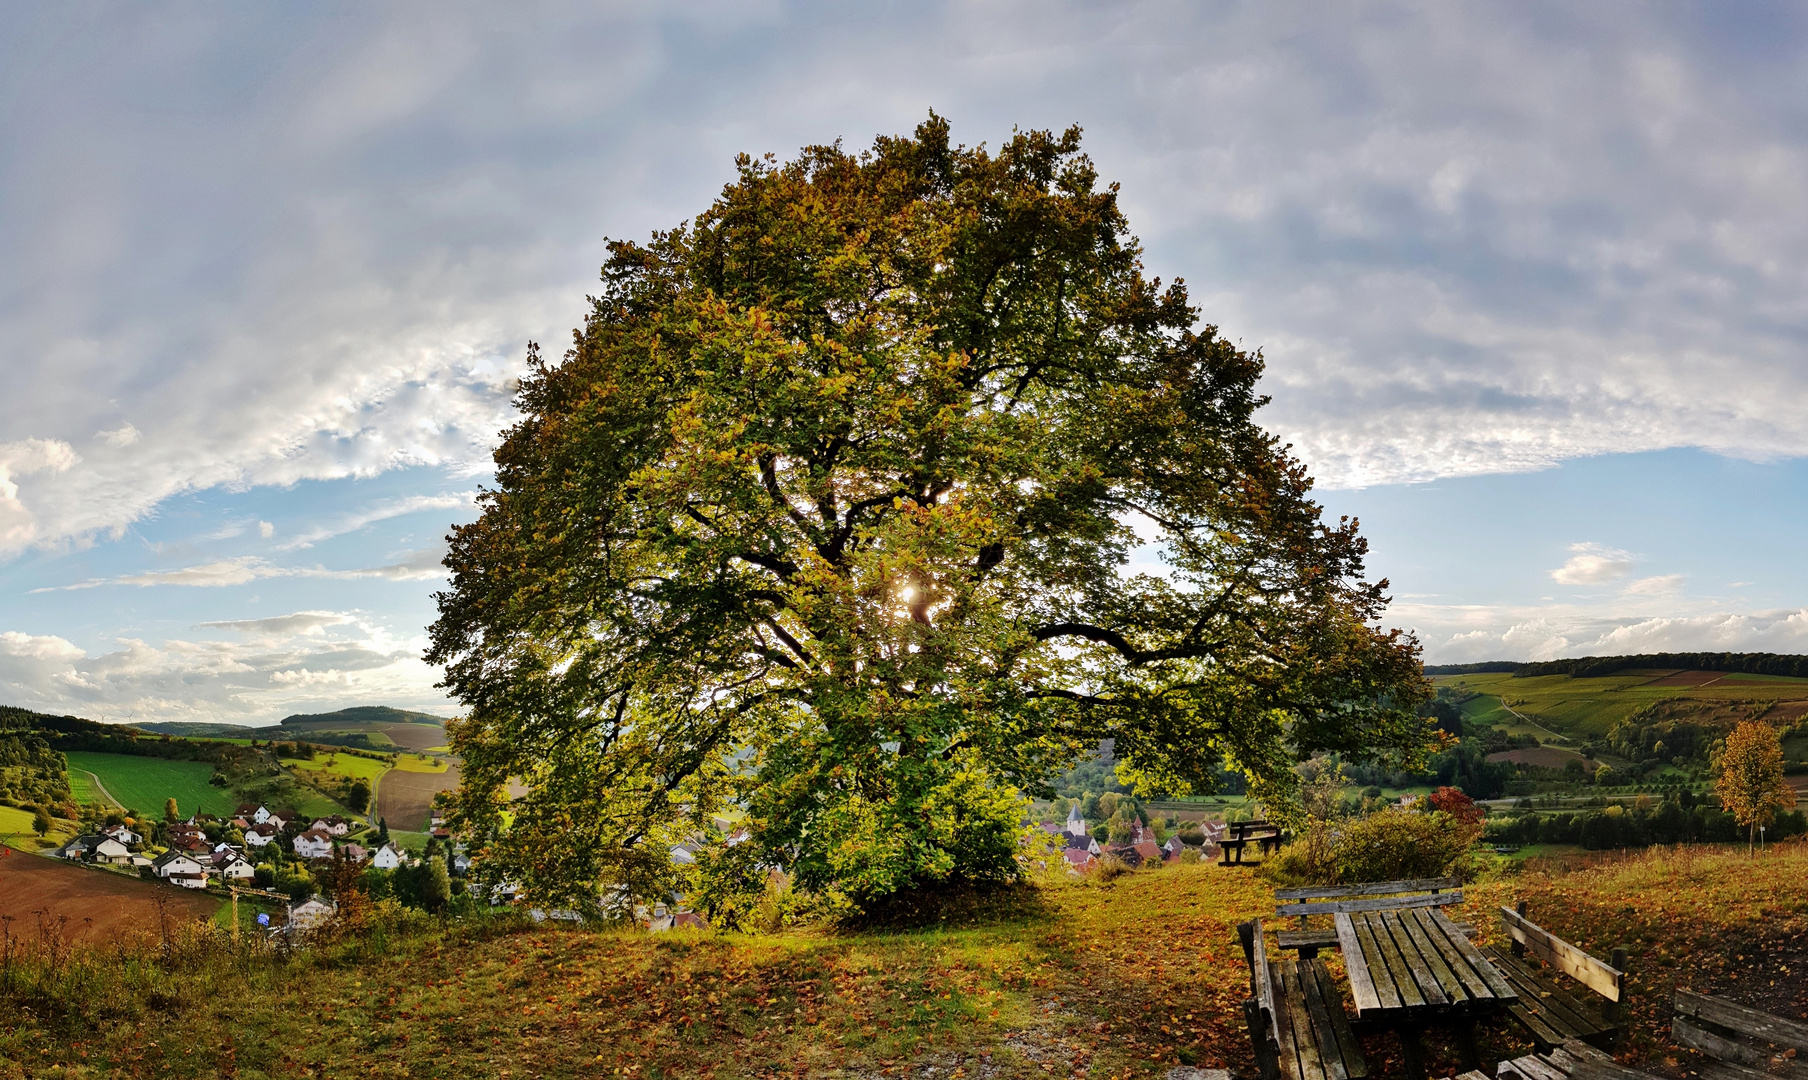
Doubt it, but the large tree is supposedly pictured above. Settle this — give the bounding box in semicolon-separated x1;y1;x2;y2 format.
429;116;1431;913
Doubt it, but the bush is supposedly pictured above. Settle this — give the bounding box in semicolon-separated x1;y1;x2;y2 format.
1332;809;1481;883
1092;853;1131;882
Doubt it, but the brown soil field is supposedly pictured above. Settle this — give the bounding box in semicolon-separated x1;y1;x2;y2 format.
1768;700;1808;722
376;723;446;751
1645;669;1727;686
1485;746;1598;770
0;847;218;943
377;761;460;830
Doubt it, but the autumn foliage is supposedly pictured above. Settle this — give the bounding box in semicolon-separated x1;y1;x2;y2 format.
1714;720;1796;848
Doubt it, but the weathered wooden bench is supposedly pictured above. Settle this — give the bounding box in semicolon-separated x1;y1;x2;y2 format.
1222;819;1287;865
1483;902;1628;1052
1239;918;1369;1080
1498;1035;1662;1080
1672;989;1808;1080
1273;877;1467;959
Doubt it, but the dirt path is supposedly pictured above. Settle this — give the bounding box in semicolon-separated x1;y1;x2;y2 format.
76;766;125;809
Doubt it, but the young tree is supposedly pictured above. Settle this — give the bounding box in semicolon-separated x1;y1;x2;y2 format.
348;779;372;814
422;856;452;914
164;797;179;823
429;116;1432;912
32;806;52;837
1715;721;1795;853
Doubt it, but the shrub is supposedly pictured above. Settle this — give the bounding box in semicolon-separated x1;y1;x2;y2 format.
1333;808;1480;883
1176;826;1205;847
1092;853;1131;882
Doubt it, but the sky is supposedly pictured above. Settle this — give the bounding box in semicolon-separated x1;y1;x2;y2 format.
4;2;1808;725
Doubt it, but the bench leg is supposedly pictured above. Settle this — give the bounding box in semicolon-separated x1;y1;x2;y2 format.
1455;1018;1480;1071
1244;998;1280;1080
1397;1025;1429;1080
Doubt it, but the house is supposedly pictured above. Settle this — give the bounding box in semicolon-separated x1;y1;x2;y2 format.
1131;840;1163;866
167;872;209;890
292;829;334;859
210;851;256;880
1062;848;1095;872
372;842;407;870
103;824;141;846
237;803;270;825
171;834;211;854
672;911;708;930
451;848;471;874
669;844;697;866
245;822;279;847
53;835;98;860
152;849;208;881
1162;835;1186;860
287;896;336;930
341;843;369;863
310;816;352;837
213;840;241;854
90;837;135;865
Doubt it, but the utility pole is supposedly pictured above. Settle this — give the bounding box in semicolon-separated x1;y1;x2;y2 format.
231;886;240;944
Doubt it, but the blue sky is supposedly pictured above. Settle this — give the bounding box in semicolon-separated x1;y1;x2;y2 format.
4;2;1808;723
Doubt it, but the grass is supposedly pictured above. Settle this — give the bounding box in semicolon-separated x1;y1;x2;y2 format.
62;751;238;818
64;766;114;807
392;754;449;774
0;804;75;845
12;840;1808;1079
1437;669;1808;746
282;753;390;784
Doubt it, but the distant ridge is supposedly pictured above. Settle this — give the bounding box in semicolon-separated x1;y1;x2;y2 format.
279;705;448;727
135;721;270;737
1427;652;1808;679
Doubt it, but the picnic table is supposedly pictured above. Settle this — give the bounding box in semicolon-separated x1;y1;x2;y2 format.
1220;819;1286;865
1336;906;1517;1076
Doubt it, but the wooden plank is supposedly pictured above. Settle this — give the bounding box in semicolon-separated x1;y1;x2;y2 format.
1704;1063;1783;1080
1270;961;1303;1080
1508;1003;1571;1051
1335;913;1383;1015
1277;891;1464;918
1351;913;1402;1012
1280;960;1328;1080
1560;1039;1611;1063
1297;957;1350;1080
1433;908;1517;1000
1571;1059;1668;1080
1676;990;1808;1054
1487;947;1605;1039
1363;911;1426;1010
1380;909;1449;1006
1500;906;1623;1002
1395;906;1467;1004
1674;1016;1804;1077
1415;909;1492;1003
1506;1054;1568;1080
1455;1071;1491;1080
1252;919;1275;1019
1309;958;1368;1080
1275;877;1462;900
1277;929;1342;950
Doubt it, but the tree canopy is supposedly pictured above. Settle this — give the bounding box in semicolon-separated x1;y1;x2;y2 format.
428;116;1432;913
1715;720;1795;849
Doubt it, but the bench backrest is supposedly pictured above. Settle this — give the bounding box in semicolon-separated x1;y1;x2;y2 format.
1274;877;1463;919
1673;989;1808;1068
1500;905;1624;1002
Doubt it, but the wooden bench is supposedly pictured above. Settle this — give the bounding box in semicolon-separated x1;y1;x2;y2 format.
1222;820;1287;865
1273;877;1465;958
1499;1036;1662;1080
1483;902;1628;1052
1239;918;1369;1080
1672;989;1808;1080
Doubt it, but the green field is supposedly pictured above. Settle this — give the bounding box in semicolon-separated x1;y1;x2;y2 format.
65;767;111;805
0;804;76;844
63;751;238;817
1436;669;1808;744
282;753;390;783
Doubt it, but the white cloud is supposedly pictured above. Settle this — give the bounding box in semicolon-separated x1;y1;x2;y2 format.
97;424;139;448
1624;573;1685;595
198;611;356;636
1550;543;1637;586
258;520;275;539
0;439;79;550
32;546;448;592
278;492;474;550
0;617;448;723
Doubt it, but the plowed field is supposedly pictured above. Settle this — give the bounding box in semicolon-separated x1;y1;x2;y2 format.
375;761;460;831
0;847;219;942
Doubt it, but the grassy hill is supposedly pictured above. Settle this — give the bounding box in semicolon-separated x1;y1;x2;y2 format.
279;705;448;728
5;844;1808;1077
63;751;241;817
